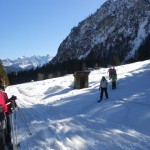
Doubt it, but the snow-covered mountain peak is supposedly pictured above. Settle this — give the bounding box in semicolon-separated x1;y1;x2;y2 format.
1;54;53;72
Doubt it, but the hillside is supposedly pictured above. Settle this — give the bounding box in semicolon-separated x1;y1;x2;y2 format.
51;0;150;65
6;59;150;150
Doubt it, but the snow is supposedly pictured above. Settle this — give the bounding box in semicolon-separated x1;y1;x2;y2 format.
125;18;149;62
6;60;150;150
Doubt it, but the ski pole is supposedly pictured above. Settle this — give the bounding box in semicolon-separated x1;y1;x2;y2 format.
17;106;32;135
11;109;21;150
10;112;17;150
14;110;19;149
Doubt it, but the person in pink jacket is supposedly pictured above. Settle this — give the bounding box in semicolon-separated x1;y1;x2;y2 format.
0;85;9;149
0;76;17;150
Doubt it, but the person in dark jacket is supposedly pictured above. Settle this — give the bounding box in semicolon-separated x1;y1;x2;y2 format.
108;67;113;77
98;76;109;102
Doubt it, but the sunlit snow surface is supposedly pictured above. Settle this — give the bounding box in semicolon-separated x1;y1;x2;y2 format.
6;60;150;150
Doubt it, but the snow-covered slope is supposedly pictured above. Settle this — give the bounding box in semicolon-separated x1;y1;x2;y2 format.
6;59;150;150
2;55;53;72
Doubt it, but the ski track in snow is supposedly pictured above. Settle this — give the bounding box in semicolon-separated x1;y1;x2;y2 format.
6;60;150;150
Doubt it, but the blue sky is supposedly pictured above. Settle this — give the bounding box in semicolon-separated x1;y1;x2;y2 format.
0;0;107;59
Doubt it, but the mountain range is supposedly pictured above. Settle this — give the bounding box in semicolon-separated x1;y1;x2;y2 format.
1;55;53;73
51;0;150;65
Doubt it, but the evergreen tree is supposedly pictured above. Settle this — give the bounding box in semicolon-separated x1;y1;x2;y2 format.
0;59;9;85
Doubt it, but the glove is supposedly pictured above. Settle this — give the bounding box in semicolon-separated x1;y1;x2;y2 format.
12;100;17;109
8;95;17;111
10;95;17;101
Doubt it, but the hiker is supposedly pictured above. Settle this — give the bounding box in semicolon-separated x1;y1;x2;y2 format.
0;76;17;150
109;74;117;89
112;67;117;78
98;76;109;102
0;92;8;150
108;67;113;77
108;67;117;78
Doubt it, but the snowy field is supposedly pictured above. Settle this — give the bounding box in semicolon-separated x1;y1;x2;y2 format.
6;60;150;150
